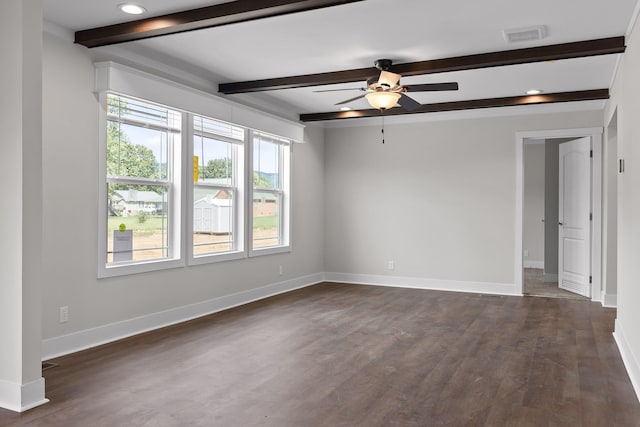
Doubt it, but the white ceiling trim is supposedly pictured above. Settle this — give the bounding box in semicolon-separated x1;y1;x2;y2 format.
609;54;624;91
626;0;640;36
43;20;74;41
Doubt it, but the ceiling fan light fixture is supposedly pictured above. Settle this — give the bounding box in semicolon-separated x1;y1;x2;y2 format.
118;3;146;14
366;91;401;110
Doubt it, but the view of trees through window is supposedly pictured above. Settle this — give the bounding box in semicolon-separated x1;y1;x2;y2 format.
106;94;176;264
197;156;270;186
202;157;231;180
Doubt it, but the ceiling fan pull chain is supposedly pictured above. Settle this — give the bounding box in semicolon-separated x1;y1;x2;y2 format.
381;111;385;144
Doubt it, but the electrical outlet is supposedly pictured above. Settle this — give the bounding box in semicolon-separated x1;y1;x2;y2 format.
59;306;69;323
279;265;283;276
388;260;395;270
524;249;529;257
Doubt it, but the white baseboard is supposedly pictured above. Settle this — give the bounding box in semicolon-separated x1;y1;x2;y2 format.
0;378;48;413
602;293;617;308
42;273;325;361
523;260;544;269
613;319;640;403
544;273;558;283
324;272;520;296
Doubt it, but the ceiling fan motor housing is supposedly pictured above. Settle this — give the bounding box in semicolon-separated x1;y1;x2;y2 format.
374;59;393;71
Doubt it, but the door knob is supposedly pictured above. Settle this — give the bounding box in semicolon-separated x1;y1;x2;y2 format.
558;222;563;226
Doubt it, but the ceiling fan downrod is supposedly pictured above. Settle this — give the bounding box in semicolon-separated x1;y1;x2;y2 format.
380;110;385;144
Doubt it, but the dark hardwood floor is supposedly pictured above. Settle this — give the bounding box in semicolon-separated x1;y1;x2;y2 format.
1;283;639;426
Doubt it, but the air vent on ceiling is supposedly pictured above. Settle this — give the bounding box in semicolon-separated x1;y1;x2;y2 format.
503;25;547;43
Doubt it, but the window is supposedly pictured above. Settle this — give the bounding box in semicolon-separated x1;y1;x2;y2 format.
101;94;182;275
97;70;296;277
251;132;291;253
191;115;245;261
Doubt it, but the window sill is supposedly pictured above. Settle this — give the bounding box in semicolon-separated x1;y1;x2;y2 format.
249;245;291;257
98;258;184;279
188;250;246;266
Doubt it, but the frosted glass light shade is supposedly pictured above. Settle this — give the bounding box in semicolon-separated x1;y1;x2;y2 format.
365;91;401;110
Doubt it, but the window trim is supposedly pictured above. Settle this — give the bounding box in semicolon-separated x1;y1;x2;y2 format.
98;92;184;278
96;63;301;277
248;131;292;257
187;115;246;265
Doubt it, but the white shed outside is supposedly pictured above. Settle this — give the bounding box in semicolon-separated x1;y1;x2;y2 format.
194;197;232;233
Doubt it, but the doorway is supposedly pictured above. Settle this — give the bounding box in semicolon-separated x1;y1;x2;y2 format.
522;138;589;300
515;128;603;300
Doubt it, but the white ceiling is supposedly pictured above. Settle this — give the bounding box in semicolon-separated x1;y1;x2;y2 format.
43;0;640;121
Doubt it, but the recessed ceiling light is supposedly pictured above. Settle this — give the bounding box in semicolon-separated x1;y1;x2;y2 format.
340;107;352;111
119;3;146;14
526;89;543;95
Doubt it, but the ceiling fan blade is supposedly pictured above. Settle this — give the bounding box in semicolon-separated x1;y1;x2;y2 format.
335;94;367;105
313;87;365;93
398;93;422;111
378;70;401;88
404;82;459;92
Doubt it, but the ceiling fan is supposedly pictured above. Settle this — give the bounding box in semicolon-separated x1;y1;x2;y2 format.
315;59;459;111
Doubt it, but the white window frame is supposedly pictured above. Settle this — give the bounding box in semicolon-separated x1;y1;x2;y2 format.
96;62;304;278
248;131;292;257
98;92;184;278
187;115;246;265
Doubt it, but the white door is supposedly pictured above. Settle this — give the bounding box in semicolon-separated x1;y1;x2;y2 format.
558;137;592;297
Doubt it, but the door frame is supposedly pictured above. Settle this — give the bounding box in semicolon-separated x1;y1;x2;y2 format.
515;127;602;301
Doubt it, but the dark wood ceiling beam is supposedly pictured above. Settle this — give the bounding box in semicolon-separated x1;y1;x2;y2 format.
299;89;609;122
75;0;365;48
220;37;625;94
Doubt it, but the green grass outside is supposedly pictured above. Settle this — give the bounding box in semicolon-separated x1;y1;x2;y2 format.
253;215;277;230
108;215;167;236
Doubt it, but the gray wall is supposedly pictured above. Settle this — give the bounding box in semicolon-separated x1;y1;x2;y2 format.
523;143;545;268
324;111;603;287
